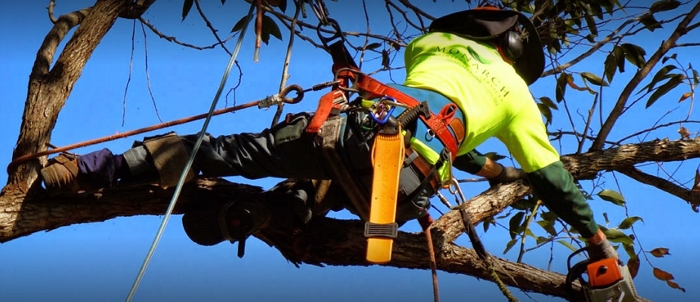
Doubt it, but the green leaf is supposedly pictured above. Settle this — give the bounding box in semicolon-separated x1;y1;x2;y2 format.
623;242;638;261
619;216;644;229
598;189;626;206
182;0;194;21
525;228;536;239
541;211;558;222
650;0;681;12
602;228;634;245
503;239;517;254
536;220;557;236
621;43;647;68
614;45;626;73
536;236;550;245
641;65;678;93
555;72;569;102
539;96;559;110
693;69;699;85
365;42;382;50
662;53;677;64
231;15;247;33
581;71;608;86
509;212;525;239
584;14;598;37
604;52;617;82
639;13;663;31
557;240;578;253
483;219;493;233
260;15;283;44
511;198;537;211
537;103;553;125
646;75;684;108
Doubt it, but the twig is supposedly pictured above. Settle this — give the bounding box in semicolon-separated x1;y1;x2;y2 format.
138;16;233;51
194;0;232;55
591;1;700;150
254;0;263;62
47;0;57;23
271;0;302;127
140;21;163;123
122;19;136;127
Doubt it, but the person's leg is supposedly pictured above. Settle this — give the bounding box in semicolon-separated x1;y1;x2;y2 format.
42;112;332;193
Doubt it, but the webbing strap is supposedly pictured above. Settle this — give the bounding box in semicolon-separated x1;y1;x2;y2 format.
354;74;459;159
366;124;404;264
306;90;345;134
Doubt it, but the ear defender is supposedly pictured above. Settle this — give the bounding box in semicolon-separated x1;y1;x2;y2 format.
497;30;525;63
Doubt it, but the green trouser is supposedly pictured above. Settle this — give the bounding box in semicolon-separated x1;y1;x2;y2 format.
453;150;598;238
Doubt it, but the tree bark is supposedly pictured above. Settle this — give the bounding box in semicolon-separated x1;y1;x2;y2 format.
8;0;130;192
2;138;699;299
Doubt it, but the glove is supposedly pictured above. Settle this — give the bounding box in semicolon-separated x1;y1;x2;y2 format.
588;240;619;261
488;164;526;187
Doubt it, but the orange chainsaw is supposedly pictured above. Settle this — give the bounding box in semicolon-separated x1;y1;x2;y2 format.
565;247;646;302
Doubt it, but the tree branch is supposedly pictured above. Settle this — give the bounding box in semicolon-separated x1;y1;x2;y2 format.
590;1;700;150
617;167;699;212
11;0;129;192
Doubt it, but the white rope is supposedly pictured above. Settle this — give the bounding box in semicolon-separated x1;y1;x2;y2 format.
124;3;256;301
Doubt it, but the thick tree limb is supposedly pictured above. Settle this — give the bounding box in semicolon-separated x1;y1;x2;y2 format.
3;137;700;298
10;0;130;192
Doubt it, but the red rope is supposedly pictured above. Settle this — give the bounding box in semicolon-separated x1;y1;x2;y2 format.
7;99;260;174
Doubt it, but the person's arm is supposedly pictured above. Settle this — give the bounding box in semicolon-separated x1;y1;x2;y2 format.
453;150;525;184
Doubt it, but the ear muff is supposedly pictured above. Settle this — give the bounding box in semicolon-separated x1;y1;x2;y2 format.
497;30;524;62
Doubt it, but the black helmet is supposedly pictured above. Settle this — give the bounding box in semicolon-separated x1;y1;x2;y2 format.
429;7;545;85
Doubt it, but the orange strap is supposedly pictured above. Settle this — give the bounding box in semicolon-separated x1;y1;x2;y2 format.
306;90;344;134
354;74;459;159
365;125;404;264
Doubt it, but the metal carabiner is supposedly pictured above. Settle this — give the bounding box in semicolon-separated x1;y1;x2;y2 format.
368;96;397;125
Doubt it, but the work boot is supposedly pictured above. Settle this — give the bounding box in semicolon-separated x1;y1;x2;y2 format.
40;153;86;195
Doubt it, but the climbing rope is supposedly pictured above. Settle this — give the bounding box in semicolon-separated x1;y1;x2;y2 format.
124;3;257;301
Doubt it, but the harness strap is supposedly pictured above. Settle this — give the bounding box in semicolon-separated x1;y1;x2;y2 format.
354;74;460;160
316;115;371;221
306;90;345;134
366;120;404;264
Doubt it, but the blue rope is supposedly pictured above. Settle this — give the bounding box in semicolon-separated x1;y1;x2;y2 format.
125;3;256;301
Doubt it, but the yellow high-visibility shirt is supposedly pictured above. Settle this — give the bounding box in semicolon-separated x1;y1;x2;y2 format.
403;32;559;172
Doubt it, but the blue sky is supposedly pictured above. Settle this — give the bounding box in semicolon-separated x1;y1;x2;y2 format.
1;1;699;301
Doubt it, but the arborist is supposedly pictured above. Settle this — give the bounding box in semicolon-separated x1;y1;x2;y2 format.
41;7;619;271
